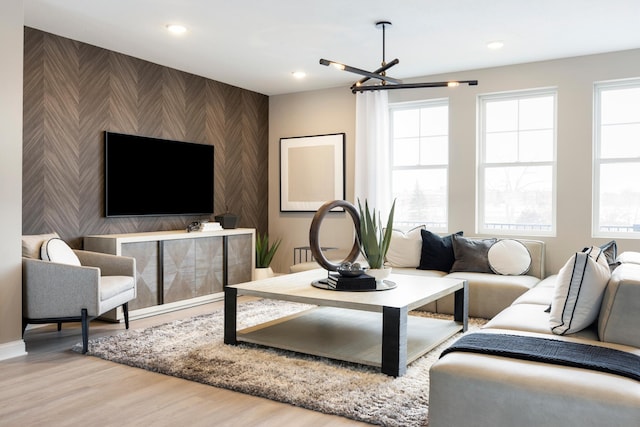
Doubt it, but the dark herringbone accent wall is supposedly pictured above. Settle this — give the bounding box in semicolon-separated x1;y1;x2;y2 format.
23;28;268;247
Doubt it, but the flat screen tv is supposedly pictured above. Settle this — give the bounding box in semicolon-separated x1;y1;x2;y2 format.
104;131;214;217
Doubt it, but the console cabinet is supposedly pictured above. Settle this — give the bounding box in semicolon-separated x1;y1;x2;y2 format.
84;229;255;320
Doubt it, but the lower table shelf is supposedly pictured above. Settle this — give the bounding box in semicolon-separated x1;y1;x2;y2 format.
237;306;462;368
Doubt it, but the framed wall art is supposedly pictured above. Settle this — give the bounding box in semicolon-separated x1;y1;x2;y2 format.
280;133;345;212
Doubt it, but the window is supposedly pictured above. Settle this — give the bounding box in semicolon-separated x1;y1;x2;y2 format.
389;100;448;231
478;89;556;235
594;79;640;236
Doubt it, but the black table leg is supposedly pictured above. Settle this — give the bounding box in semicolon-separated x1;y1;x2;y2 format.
224;286;238;345
382;305;408;377
454;280;469;332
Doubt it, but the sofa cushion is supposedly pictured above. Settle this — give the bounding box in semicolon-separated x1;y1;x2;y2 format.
450;235;497;273
488;239;532;276
22;233;60;259
40;238;81;266
440;272;540;319
484;304;599;341
598;262;640;348
512;281;556;306
549;247;610;335
616;251;640;265
385;226;424;268
417;230;463;272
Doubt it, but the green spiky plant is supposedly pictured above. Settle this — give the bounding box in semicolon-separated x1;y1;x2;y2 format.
255;232;282;268
357;198;396;269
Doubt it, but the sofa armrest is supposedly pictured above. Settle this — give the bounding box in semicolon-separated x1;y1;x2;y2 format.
22;258;101;318
73;249;135;277
430;350;640;427
598;263;640;347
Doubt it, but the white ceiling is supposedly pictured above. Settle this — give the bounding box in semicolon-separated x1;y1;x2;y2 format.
24;0;640;96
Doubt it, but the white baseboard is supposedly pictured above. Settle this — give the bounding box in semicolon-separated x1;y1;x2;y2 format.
0;339;27;361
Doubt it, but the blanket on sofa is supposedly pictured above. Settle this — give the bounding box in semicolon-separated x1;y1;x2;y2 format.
441;333;640;381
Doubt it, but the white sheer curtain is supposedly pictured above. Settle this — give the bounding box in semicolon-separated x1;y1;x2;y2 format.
354;91;392;218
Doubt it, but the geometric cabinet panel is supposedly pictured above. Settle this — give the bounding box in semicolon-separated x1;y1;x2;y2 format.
195;236;224;296
121;241;159;310
163;239;196;305
227;233;253;285
163;237;224;304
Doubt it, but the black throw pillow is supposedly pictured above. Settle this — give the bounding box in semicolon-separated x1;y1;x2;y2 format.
417;230;463;272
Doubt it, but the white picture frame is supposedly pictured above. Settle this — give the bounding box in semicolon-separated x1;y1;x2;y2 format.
280;133;346;212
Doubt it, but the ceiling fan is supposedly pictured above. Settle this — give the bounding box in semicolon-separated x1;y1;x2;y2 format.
320;21;478;94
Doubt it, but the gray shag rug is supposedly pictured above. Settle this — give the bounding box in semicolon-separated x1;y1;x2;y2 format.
75;299;486;426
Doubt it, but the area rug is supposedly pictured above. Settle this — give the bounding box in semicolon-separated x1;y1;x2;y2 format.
75;299;487;426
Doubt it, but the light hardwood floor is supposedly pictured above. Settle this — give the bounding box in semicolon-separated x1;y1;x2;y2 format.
1;298;370;426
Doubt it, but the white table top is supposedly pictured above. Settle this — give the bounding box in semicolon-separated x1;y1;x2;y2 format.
229;268;465;312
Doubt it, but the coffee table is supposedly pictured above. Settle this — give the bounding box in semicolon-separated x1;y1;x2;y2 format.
224;269;468;377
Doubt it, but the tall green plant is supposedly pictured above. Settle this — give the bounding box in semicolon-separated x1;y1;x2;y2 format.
256;232;281;268
357;199;396;269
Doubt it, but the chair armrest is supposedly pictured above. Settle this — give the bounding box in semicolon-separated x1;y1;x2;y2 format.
22;258;101;318
73;250;136;277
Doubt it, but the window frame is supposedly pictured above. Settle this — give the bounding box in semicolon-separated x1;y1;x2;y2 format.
389;98;450;232
592;77;640;238
477;88;558;237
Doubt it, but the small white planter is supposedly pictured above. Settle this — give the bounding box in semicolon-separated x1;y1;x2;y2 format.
366;266;392;282
254;267;274;280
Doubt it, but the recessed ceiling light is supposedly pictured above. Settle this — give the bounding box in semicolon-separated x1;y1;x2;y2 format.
487;41;504;50
292;71;306;79
166;24;187;34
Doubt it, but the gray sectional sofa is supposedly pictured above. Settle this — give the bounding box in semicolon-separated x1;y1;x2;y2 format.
429;253;640;427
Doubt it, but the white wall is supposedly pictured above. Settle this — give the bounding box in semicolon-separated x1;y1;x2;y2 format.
269;49;640;275
0;1;25;359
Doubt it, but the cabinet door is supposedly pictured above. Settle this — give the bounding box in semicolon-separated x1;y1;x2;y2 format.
227;234;253;285
121;241;159;310
195;236;224;295
163;239;196;304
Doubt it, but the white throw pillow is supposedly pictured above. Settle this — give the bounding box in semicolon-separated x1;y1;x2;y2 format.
487;239;532;275
384;226;425;268
549;246;611;335
40;238;81;266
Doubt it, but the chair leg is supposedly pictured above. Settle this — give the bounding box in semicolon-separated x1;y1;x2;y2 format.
81;308;89;354
123;302;130;329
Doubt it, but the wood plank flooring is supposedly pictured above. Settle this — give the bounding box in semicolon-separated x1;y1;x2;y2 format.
0;298;370;426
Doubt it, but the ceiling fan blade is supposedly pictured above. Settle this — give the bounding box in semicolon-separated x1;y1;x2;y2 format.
320;58;402;85
353;58;400;87
352;80;478;93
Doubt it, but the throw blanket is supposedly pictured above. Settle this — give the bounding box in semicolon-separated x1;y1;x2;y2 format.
441;333;640;382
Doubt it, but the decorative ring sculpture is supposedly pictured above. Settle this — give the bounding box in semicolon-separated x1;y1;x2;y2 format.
309;200;361;271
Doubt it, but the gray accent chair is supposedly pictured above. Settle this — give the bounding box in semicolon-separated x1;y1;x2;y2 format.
22;234;137;353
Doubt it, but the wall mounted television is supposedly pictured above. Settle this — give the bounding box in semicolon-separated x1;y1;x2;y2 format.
104;131;214;217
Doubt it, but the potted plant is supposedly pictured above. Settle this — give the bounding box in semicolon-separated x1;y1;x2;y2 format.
357;198;396;280
255;232;281;279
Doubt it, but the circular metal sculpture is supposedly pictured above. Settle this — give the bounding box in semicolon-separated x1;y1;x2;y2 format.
309;200;361;271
